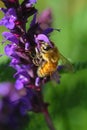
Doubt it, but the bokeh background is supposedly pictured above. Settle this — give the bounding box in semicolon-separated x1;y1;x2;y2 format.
0;0;87;130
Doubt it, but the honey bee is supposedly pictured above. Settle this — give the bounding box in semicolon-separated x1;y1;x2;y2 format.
30;42;73;78
37;43;60;77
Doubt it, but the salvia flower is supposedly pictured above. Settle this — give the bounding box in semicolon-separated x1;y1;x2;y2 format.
0;0;59;91
38;8;53;30
0;0;63;130
0;8;17;29
0;82;29;130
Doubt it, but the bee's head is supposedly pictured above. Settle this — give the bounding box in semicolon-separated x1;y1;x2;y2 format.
40;42;52;53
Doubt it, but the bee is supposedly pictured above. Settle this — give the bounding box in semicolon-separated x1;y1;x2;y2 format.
37;43;60;77
32;42;73;78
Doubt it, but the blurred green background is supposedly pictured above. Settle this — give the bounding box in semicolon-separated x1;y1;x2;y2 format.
0;0;87;130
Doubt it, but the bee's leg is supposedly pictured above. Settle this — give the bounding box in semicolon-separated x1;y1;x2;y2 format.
32;58;39;66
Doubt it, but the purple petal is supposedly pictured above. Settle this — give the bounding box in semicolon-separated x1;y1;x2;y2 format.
7;8;16;16
9;87;27;102
0;17;15;29
29;0;37;4
0;82;11;96
4;44;16;57
35;77;41;86
42;28;60;35
35;34;50;44
10;91;21;102
10;58;20;65
0;8;17;29
25;0;37;8
42;28;54;35
0;8;7;13
30;13;37;27
15;80;24;90
25;42;30;50
2;32;19;43
19;74;29;83
10;63;21;71
14;71;30;83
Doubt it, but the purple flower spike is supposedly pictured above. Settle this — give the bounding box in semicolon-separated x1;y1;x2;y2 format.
0;0;62;129
0;82;29;129
0;8;17;29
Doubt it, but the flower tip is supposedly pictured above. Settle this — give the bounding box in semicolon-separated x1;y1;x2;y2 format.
35;34;50;44
30;0;37;4
26;0;37;7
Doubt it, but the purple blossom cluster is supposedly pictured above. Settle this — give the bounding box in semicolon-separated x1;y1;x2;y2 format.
0;82;29;130
0;0;61;129
0;0;55;91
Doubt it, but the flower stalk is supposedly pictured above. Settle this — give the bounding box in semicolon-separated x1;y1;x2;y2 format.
43;109;56;130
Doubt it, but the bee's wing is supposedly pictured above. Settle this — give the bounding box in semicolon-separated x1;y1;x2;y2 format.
50;53;73;84
58;53;74;73
50;71;60;83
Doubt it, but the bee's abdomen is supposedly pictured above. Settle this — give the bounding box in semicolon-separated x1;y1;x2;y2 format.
37;62;57;77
